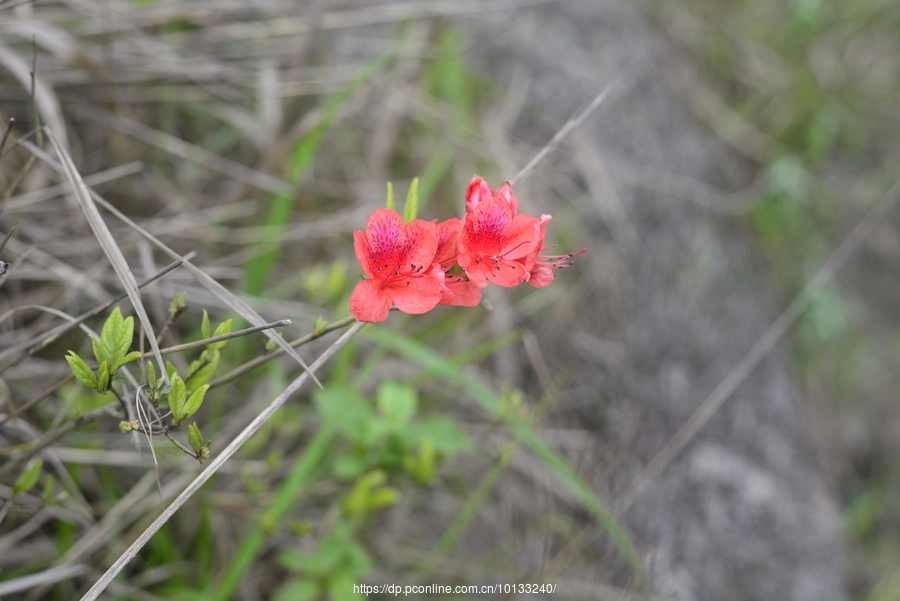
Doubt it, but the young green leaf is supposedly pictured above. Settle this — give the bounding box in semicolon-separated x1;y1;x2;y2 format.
181;384;209;422
147;361;156;388
114;351;143;372
165;360;178;382
367;487;400;511
403;439;436;484
169;290;186;314
66;351;98;390
90;336;108;367
100;307;124;366
207;319;233;351
313;316;327;336
14;459;43;494
403;177;419;223
42;475;55;505
169;372;187;424
113;315;135;364
385;181;395;211
186;349;220;393
97;361;110;392
377;381;417;429
201;309;210;340
188;422;204;453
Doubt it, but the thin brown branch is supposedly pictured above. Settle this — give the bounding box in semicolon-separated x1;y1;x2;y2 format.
209;315;356;389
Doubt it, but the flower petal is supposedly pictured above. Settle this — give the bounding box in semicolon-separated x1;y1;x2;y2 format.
465;176;494;214
484;258;529;288
528;266;555;288
440;275;483;306
387;265;444;314
402;218;439;273
350;278;393;323
494;182;519;217
364;208;407;264
434;218;461;270
353;230;377;278
502;214;542;263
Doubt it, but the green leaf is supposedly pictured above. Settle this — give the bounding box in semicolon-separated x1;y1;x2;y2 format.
42;475;55;504
328;575;365;601
403;177;419;223
188;423;203;453
404;439;436;484
313;316;327;336
342;541;373;577
367;487;400;511
186;349;220;393
305;537;346;575
100;307;123;366
385;181;395;211
168;290;186;314
201;309;210;339
97;361;110;392
114;351;142;372
182;385;209;422
165;360;178;382
90;336;107;367
207;319;233;351
376;381;417;429
66;351;98;390
400;416;470;455
147;362;156;388
14;459;42;494
169;372;187;424
274;579;319;601
314;386;373;443
114;315;135;364
332;455;368;481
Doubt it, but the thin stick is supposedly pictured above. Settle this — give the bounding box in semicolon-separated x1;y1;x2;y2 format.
79;321;365;601
509;80;617;187
209;315;357;389
0;564;87;597
613;175;900;514
151;319;291;357
0;117;13;161
0;220;17;255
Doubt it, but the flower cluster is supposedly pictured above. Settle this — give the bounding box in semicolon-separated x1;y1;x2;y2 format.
350;177;585;323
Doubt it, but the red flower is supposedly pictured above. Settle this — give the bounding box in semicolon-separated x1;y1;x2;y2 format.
350;208;444;323
457;182;541;289
434;218;482;307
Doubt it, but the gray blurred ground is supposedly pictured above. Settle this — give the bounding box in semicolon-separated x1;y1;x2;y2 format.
445;1;845;599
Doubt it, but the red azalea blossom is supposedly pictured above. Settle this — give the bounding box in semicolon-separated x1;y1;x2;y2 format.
350;208;444;323
434;218;482;307
457;181;542;288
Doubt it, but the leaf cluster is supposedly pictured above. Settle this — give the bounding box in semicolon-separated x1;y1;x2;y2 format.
65;307;142;392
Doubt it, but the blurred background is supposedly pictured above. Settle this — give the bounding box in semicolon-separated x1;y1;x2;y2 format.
1;0;898;599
